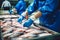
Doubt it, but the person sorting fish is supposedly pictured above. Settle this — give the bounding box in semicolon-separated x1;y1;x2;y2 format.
18;0;60;33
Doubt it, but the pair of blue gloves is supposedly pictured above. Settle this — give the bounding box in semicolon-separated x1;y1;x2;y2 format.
17;15;34;27
9;10;34;27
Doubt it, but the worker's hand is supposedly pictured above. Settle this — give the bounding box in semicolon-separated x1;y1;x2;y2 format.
9;8;17;14
23;13;37;27
23;18;34;27
9;10;13;14
17;11;28;23
17;15;25;24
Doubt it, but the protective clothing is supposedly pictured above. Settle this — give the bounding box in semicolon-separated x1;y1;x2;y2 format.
23;18;33;27
24;0;60;33
15;0;26;15
17;11;27;23
17;15;25;23
26;0;45;15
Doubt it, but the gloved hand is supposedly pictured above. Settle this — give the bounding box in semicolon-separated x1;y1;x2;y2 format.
23;18;34;27
17;16;25;23
9;10;13;14
17;11;27;23
23;15;37;27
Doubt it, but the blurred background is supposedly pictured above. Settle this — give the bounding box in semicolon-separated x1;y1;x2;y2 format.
0;0;33;9
0;0;34;15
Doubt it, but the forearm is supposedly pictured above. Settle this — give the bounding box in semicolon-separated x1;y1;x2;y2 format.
30;11;42;21
25;11;42;20
21;10;42;20
34;11;42;19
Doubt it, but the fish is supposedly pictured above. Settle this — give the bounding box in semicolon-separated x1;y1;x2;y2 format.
20;33;37;38
3;27;14;35
3;33;13;38
38;33;52;37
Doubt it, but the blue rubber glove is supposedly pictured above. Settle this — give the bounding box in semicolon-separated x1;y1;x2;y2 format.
23;18;34;27
17;15;25;23
9;10;13;14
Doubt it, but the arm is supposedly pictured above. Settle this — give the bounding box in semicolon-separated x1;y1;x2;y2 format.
26;0;38;15
18;2;26;15
17;0;38;21
12;3;26;14
15;1;22;12
31;0;59;20
25;0;38;19
9;1;22;14
23;0;59;27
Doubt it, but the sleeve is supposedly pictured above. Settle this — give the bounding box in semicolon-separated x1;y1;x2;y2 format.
18;2;26;14
15;1;22;11
38;0;59;16
26;0;38;15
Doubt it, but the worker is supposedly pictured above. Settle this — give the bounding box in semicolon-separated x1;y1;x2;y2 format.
17;0;46;23
9;0;26;15
1;0;11;10
18;0;60;33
